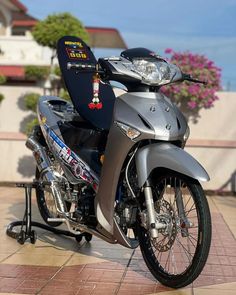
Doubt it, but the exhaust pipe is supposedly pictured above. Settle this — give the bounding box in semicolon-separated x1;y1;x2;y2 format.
26;134;68;215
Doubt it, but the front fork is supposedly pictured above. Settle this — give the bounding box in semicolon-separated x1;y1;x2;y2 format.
143;181;166;238
143;181;191;239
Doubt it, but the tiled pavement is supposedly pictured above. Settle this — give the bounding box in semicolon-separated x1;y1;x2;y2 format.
0;186;235;295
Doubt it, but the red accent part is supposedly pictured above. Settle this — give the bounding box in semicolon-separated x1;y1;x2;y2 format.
0;65;25;78
12;20;37;27
96;102;103;109
88;103;96;109
88;102;103;110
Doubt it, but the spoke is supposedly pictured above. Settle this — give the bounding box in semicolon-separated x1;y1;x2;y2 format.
183;195;192;211
176;235;193;263
187;235;197;248
188;233;198;243
185;206;197;216
185;204;198;218
164;247;172;271
157;247;163;262
170;248;178;274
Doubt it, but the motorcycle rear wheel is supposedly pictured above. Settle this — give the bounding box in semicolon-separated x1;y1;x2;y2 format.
137;170;211;288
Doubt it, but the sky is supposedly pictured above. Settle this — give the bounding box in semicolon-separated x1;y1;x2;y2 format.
21;0;236;90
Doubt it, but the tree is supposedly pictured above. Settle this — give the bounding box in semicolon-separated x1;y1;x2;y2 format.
163;49;221;123
25;12;88;133
32;12;89;50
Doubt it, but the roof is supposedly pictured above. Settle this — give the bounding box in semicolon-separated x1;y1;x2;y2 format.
86;27;127;49
12;11;38;27
0;65;25;79
9;0;27;12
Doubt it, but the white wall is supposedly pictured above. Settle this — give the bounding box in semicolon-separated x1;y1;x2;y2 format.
0;36;52;66
0;87;235;191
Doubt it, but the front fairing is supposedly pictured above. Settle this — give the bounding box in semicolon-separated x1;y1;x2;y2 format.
115;91;188;142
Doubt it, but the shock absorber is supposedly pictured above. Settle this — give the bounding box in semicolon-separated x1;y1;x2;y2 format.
143;180;166;238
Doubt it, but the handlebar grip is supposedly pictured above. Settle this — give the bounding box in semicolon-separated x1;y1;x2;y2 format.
67;62;96;71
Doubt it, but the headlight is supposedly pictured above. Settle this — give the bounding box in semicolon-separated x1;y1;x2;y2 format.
116;122;141;140
124;58;179;86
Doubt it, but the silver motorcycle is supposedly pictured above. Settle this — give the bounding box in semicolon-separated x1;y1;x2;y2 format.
26;36;211;288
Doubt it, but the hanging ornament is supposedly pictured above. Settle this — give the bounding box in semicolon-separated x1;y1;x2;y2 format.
88;72;103;110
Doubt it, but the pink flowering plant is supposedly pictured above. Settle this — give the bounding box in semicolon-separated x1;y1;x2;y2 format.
162;49;221;122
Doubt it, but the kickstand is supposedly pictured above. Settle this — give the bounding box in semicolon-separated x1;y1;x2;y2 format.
6;182;91;245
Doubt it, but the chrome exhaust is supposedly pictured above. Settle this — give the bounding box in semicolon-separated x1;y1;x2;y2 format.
26;134;68;215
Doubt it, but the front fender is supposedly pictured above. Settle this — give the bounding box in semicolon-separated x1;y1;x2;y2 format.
135;143;210;187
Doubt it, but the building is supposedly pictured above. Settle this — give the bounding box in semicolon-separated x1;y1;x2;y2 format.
0;0;127;82
0;0;50;82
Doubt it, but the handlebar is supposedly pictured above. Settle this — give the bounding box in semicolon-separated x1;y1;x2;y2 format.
67;62;106;77
182;73;207;85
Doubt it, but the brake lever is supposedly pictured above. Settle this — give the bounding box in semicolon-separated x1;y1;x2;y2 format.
182;73;207;85
188;78;208;85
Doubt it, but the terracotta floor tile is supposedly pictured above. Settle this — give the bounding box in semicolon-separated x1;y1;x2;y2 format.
0;277;23;293
85;261;126;270
66;253;108;266
40;286;77;295
13;288;40;294
54;265;84;280
1;189;236;294
149;289;192;295
0;264;59;282
74;268;124;284
76;282;119;295
122;270;156;285
117;282;157;295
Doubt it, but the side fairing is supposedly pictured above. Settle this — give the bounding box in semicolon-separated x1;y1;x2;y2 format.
95;92;187;236
95;123;134;234
37;96;99;189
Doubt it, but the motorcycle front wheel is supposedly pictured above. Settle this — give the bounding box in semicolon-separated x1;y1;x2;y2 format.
137;170;211;288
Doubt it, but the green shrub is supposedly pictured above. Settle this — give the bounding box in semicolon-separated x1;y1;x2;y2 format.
25;66;49;80
0;74;6;84
24;92;40;112
25;118;38;135
53;65;61;77
0;93;4;104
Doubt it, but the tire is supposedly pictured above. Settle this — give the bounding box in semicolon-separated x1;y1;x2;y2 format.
137;170;212;288
84;232;92;242
75;235;83;243
35;168;62;227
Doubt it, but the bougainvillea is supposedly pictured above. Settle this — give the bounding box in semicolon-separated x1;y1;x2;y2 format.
162;49;221;122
